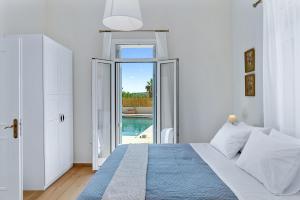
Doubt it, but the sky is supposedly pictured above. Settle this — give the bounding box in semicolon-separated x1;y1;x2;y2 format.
121;47;154;93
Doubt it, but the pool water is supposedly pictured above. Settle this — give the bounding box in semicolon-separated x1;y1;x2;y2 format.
122;117;153;136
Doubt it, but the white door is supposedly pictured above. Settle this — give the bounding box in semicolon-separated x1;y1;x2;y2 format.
157;59;179;144
43;37;61;187
92;59;114;170
58;46;73;173
0;38;22;200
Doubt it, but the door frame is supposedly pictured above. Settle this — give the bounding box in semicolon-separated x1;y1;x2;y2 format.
115;60;157;146
114;59;179;145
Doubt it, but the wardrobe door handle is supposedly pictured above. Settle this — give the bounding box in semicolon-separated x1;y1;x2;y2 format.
63;114;65;122
59;114;63;122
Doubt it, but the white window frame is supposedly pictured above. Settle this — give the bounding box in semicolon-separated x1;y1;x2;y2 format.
111;39;158;62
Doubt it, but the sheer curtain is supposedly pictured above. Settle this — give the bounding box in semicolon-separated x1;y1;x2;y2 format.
263;0;300;137
102;33;112;59
155;32;169;59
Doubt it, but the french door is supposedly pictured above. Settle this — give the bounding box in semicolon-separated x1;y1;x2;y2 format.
157;59;179;144
0;38;22;200
91;59;115;170
92;58;178;170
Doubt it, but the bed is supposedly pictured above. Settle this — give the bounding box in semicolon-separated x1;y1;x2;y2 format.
78;144;300;200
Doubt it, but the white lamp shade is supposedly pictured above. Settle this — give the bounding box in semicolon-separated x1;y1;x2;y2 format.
228;115;237;124
103;0;143;31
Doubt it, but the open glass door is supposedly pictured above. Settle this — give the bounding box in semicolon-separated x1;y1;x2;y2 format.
92;59;115;170
115;62;122;145
157;59;179;144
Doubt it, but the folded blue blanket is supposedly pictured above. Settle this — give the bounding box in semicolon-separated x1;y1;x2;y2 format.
78;144;238;200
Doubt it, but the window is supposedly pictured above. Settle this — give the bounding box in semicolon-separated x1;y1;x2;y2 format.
116;44;156;59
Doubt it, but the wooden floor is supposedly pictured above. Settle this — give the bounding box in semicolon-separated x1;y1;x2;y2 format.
24;165;94;200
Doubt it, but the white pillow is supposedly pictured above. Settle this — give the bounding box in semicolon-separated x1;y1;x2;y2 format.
270;129;300;194
236;131;300;195
239;122;271;135
210;122;251;159
270;129;300;143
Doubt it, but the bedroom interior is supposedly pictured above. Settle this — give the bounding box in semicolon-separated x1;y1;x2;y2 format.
0;0;300;200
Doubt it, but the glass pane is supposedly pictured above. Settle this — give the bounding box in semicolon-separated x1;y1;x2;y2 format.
117;44;155;59
96;62;111;159
160;62;175;144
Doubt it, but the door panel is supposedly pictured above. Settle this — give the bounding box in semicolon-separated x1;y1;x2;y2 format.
59;48;72;95
92;59;113;170
116;63;122;145
44;37;59;95
44;119;60;187
59;94;73;117
157;60;179;144
58;116;73;172
44;95;60;122
0;37;22;200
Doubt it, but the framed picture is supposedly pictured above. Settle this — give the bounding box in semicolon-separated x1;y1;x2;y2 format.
244;48;255;73
245;74;255;96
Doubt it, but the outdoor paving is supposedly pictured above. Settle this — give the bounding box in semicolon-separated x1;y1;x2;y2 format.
122;125;153;144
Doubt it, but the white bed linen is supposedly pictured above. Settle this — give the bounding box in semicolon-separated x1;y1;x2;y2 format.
191;143;300;200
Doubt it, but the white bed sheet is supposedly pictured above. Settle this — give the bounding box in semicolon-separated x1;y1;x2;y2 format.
191;143;300;200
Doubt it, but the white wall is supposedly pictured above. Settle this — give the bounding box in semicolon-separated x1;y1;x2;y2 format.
44;0;233;163
45;0;104;163
232;0;264;126
2;0;234;163
0;0;3;35
1;0;46;35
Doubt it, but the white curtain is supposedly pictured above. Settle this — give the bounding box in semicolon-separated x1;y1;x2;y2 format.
102;33;112;59
155;32;169;59
263;0;300;137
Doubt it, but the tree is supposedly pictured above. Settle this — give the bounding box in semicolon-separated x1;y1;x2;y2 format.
145;79;153;98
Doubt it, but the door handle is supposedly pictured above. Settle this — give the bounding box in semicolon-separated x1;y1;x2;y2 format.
3;119;18;139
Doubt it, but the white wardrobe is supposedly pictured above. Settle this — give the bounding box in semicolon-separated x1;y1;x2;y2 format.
20;35;73;190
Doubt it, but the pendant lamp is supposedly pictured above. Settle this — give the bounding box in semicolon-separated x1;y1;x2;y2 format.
103;0;143;31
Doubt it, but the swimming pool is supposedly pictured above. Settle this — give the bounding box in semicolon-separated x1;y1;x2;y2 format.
122;117;153;136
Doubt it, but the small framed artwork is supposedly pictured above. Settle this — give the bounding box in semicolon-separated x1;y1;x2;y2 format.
244;48;255;73
245;74;255;96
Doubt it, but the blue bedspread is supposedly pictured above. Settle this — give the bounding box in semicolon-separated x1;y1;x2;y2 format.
78;144;238;200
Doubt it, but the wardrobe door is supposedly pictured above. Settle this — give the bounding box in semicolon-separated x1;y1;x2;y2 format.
58;115;73;172
58;95;73;172
43;37;59;95
44;37;61;187
59;48;73;95
44;96;60;187
58;46;73;173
